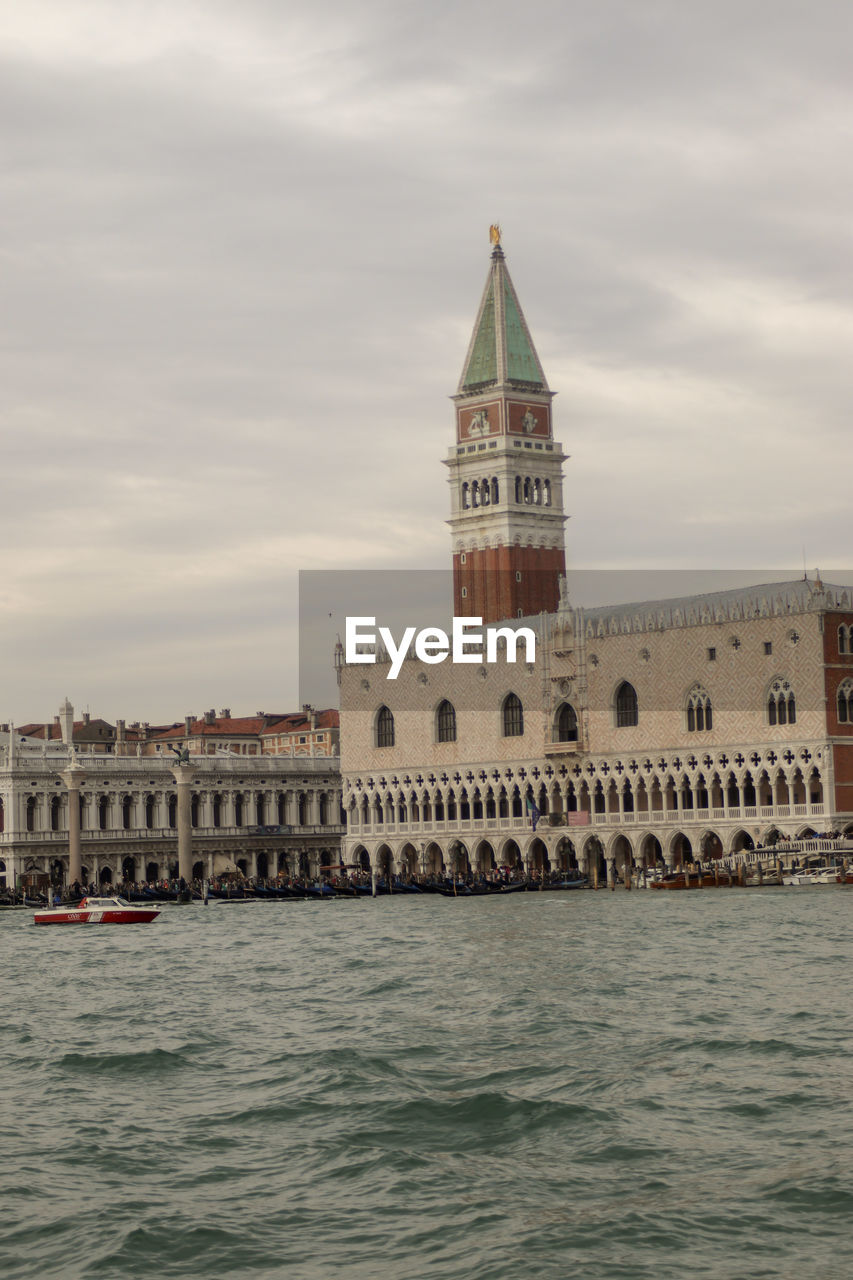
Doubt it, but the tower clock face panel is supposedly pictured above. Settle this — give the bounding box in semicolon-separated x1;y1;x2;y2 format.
458;401;500;442
507;401;550;438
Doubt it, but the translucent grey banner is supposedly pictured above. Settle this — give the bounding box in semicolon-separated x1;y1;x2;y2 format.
299;568;853;713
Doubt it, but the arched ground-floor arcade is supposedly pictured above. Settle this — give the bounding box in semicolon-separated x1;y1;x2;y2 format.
344;818;844;884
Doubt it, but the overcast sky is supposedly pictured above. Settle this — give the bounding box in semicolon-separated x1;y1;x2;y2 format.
3;0;852;724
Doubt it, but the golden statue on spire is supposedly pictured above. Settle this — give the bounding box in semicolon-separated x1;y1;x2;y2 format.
489;223;502;248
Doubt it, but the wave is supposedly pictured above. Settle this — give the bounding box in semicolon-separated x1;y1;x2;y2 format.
58;1045;202;1076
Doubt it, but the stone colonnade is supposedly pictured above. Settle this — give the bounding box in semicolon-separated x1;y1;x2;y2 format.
0;757;343;888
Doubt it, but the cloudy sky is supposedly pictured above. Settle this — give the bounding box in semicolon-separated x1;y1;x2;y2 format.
3;0;852;724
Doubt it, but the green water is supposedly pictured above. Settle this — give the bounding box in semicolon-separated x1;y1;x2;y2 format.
2;889;852;1278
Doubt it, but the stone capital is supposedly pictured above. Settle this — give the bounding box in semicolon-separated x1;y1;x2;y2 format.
59;762;87;791
170;764;197;786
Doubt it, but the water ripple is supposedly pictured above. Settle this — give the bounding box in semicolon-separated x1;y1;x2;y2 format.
1;893;852;1278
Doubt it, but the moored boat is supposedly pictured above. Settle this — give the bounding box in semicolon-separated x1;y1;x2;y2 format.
33;896;161;925
782;865;839;886
649;873;687;890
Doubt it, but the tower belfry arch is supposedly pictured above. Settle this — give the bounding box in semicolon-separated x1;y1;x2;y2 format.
445;230;568;624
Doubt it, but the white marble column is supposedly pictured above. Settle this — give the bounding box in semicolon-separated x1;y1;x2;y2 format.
171;764;196;881
60;761;87;887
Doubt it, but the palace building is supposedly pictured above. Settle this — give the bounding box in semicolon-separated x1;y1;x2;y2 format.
339;233;853;883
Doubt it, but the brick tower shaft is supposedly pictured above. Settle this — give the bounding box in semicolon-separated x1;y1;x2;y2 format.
445;230;568;623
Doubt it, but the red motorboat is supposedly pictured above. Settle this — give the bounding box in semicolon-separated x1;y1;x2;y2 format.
33;895;162;926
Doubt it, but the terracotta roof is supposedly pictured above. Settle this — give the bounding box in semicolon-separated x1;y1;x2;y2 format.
16;719;114;740
151;717;269;740
260;709;339;735
15;709;339;742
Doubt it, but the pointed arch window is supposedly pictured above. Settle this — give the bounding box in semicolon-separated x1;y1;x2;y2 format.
839;624;850;655
554;702;578;743
837;678;853;724
375;705;395;748
436;699;457;743
503;693;524;737
615;681;638;727
767;680;796;726
686;685;712;732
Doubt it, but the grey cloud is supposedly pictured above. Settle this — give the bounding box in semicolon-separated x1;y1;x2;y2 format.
2;0;852;720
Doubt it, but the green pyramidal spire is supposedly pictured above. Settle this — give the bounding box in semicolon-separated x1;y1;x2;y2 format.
458;238;549;394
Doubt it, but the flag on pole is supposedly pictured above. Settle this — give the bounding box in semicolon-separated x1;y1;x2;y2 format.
526;795;541;832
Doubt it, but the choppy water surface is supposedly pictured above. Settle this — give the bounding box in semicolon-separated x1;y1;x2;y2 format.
2;889;852;1279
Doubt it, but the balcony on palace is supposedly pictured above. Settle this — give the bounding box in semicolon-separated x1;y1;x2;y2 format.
347;801;827;840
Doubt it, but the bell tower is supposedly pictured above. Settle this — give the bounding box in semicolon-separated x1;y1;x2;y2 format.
445;229;567;623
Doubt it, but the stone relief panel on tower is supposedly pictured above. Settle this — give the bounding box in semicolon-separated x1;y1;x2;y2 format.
458;403;500;441
507;401;551;437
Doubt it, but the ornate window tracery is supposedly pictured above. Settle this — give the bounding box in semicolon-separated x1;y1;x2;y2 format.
767;680;796;726
837;678;853;724
686;685;713;732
